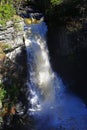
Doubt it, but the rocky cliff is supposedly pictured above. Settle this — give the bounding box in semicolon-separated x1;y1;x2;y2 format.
47;20;87;103
0;15;28;129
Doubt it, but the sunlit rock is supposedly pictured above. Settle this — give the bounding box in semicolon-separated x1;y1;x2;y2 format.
13;15;24;23
24;18;32;24
24;17;44;25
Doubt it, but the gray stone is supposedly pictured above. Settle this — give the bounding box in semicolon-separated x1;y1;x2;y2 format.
6;46;24;62
16;102;25;115
6;21;13;27
0;19;25;53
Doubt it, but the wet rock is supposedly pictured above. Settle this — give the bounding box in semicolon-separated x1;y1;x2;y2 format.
24;17;44;25
6;46;23;62
3;114;12;127
15;102;25;116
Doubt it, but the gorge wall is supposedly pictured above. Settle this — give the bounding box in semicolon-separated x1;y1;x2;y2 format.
0;16;28;129
47;22;87;103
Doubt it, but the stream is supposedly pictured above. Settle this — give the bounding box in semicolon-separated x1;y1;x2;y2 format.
24;21;87;130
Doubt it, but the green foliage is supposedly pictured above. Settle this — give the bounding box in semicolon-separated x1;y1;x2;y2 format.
0;83;6;101
0;43;11;51
0;4;16;25
0;0;26;25
51;0;63;5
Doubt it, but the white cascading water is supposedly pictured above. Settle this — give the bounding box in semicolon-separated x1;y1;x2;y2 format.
24;21;87;130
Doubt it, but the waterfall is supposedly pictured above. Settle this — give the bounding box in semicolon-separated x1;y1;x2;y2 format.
24;22;59;113
24;21;87;130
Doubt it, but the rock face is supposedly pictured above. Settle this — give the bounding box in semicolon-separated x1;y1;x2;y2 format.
0;16;28;129
0;18;25;60
47;23;87;103
0;44;28;129
0;12;44;129
0;17;25;91
0;16;24;50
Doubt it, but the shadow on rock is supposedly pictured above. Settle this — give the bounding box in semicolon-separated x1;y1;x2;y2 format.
47;23;87;104
0;44;34;130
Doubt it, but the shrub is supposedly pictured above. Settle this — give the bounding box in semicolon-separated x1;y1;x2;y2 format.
0;4;16;26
